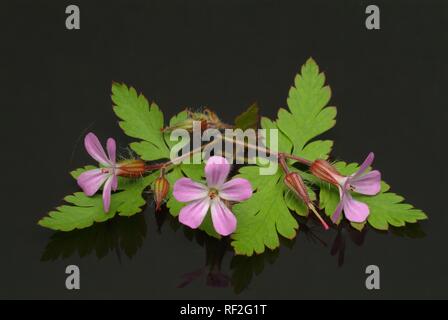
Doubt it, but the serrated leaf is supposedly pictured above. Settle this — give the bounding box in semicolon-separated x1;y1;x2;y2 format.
364;192;427;230
164;110;189;150
276;57;335;160
231;167;298;256
319;161;428;231
112;83;220;238
39;171;157;231
112;82;170;160
231;58;336;255
260;117;292;154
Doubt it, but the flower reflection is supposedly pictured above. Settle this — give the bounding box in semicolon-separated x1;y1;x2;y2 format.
330;222;367;267
177;235;231;288
41;206;426;293
329;221;425;267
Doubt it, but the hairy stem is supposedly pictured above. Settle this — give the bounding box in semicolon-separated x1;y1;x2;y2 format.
220;135;312;166
144;139;221;172
144;135;313;174
281;153;312;166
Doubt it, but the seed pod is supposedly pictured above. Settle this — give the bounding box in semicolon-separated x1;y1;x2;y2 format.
154;175;170;211
284;172;311;205
116;159;146;178
309;159;344;186
284;172;329;230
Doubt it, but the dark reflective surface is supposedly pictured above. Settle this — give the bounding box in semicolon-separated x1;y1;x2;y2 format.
41;214;147;262
40;208;427;294
1;0;446;299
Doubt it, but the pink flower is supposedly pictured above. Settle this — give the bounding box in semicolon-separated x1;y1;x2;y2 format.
173;156;252;236
77;133;119;212
310;152;381;223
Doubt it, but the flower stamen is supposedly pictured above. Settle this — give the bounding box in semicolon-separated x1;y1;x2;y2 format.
208;188;218;199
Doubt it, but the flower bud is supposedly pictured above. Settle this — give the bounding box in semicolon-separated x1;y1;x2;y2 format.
203;108;232;129
309;159;344;186
116;159;146;178
154;175;170;211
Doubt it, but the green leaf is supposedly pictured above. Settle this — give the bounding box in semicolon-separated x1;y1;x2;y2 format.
260;117;292;154
231;167;299;256
164;110;189;149
319;162;428;231
276;57;336;160
284;184;316;217
112;82;170;161
38;168;158;231
112;83;220;238
231;58;336;255
39;83;177;232
235;103;259;130
365;193;428;230
150;108;221;238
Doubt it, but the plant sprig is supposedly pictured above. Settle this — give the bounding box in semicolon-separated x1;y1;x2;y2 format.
39;58;428;256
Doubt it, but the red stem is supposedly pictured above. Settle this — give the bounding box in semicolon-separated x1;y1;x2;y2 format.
278;154;290;174
281;153;312;166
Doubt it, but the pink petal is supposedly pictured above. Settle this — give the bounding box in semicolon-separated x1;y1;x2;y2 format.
84;132;111;166
350;170;381;195
210;199;237;236
331;187;345;223
219;178;253;202
77;169;108;196
343;194;370;223
106;138;116;164
352;152;374;178
111;175;118;192
173;178;209;202
178;197;210;229
102;175;114;212
205;156;230;188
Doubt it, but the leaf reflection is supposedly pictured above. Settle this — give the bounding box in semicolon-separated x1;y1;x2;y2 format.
41;207;426;293
41;214;147;261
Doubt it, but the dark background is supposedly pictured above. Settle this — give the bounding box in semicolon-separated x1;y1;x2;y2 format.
0;0;447;299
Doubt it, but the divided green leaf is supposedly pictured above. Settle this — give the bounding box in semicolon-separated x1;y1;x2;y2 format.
112;82;169;161
231;58;336;255
276;57;335;160
38;166;157;231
